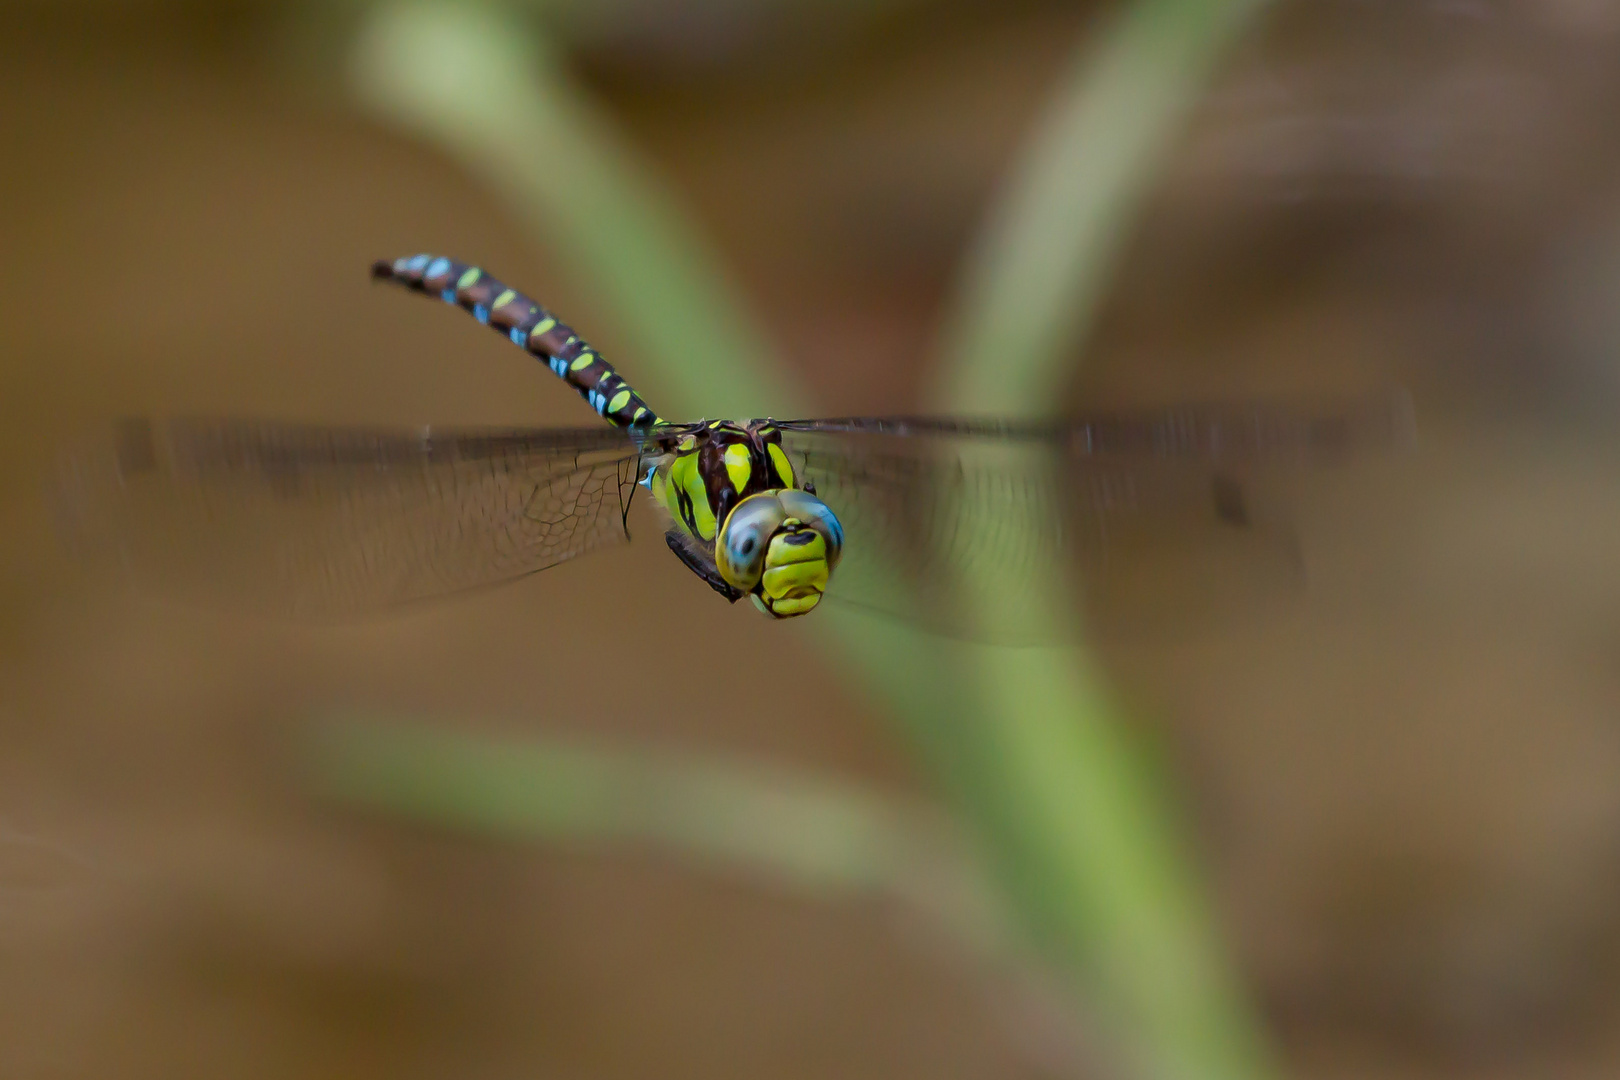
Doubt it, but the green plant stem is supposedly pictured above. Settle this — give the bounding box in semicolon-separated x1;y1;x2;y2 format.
939;0;1273;414
350;0;793;422
311;716;1008;949
925;3;1279;1079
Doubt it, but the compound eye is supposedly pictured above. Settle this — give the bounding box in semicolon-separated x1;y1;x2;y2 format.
716;492;787;590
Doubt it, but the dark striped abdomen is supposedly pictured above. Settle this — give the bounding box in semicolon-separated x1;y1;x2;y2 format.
372;254;663;428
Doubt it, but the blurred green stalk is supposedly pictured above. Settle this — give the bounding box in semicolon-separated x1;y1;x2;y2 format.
351;0;792;421
932;3;1277;1079
346;2;1275;1078
313;717;1008;950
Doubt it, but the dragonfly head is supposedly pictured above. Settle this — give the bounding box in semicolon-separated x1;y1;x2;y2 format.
716;489;844;619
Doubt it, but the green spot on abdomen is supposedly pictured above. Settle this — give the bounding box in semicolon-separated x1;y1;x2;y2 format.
527;316;557;345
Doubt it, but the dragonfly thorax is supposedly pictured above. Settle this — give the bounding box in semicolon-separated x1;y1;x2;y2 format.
643;420;797;543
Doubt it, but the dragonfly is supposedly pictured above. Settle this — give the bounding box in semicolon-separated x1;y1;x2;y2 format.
55;254;1413;638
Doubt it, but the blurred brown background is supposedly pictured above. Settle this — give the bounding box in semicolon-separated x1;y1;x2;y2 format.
8;1;1620;1077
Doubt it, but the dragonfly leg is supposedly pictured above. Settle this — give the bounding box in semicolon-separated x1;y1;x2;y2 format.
665;530;744;602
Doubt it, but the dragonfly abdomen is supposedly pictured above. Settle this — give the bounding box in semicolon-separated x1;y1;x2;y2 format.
372;254;663;429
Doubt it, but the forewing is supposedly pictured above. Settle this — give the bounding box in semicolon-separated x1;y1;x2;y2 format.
777;392;1413;640
778;431;1139;637
54;419;650;618
775;390;1413;458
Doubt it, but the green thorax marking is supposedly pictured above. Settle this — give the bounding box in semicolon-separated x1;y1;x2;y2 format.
647;421;796;543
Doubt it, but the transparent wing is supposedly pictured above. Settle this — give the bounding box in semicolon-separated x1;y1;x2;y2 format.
774;390;1413;457
776;392;1413;641
54;418;653;619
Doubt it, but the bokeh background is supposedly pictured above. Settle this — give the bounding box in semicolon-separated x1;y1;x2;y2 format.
7;1;1620;1078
